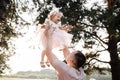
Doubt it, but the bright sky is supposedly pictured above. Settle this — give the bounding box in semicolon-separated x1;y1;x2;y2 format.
8;25;84;73
7;0;110;74
8;27;83;74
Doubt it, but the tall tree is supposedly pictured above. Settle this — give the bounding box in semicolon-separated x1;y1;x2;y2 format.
0;0;16;74
105;0;120;80
33;0;120;80
0;0;31;74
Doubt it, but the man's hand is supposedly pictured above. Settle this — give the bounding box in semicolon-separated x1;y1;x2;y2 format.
40;24;46;28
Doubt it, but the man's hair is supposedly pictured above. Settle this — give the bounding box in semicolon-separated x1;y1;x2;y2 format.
74;51;86;69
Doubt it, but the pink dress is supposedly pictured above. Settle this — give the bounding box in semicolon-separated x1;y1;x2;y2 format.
37;20;73;50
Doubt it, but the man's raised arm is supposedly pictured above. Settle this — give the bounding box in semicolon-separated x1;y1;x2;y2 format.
45;31;58;66
62;46;70;61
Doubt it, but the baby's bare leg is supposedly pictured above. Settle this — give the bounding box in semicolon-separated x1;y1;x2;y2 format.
46;58;50;67
40;50;46;68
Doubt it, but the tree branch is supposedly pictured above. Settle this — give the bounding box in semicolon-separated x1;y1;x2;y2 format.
81;22;106;28
82;30;108;50
88;57;110;64
94;49;108;55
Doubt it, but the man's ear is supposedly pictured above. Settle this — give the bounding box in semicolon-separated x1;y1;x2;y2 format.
69;59;74;63
70;59;76;65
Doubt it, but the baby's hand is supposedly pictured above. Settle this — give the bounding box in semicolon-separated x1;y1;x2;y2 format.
66;25;73;30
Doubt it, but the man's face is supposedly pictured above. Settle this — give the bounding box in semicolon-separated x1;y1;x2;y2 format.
66;51;76;66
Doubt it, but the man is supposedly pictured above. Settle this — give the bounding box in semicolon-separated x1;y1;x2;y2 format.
45;29;86;80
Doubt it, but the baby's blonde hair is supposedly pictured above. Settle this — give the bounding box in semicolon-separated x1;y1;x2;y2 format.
48;8;63;20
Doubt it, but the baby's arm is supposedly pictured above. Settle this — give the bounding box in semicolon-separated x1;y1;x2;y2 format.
59;25;73;31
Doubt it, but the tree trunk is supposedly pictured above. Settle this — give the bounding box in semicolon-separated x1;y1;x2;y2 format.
108;35;120;80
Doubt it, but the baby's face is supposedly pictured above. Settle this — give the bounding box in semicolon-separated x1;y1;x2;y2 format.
51;13;61;24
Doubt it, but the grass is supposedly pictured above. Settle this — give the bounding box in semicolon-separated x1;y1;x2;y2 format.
0;69;112;80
